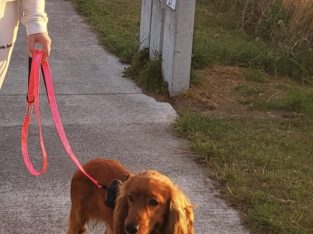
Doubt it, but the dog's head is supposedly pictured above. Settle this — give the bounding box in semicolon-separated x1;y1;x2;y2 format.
113;171;194;234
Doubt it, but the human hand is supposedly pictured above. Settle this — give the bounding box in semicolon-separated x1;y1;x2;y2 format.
27;32;51;60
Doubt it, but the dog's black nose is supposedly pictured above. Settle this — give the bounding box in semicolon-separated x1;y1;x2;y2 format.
125;223;139;234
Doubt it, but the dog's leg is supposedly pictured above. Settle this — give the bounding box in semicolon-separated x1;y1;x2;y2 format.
67;206;88;234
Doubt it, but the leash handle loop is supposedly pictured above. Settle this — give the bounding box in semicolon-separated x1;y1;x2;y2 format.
21;52;47;176
21;51;102;189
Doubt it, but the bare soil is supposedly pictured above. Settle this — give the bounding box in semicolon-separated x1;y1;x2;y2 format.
170;65;302;119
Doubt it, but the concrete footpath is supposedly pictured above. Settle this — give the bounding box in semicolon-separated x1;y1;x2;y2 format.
0;1;248;233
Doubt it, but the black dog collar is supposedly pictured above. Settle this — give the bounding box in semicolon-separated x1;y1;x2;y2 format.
103;175;129;209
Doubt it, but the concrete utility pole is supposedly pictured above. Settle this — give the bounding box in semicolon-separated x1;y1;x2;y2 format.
139;0;196;97
149;0;166;60
139;0;153;50
162;0;196;96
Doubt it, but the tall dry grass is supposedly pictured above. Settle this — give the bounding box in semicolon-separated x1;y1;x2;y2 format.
282;0;313;43
205;0;313;83
211;0;313;43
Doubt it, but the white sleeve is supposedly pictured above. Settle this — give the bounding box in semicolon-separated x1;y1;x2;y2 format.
0;0;6;19
20;0;48;36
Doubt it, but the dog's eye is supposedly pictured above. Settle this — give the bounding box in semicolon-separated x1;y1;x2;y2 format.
148;198;159;207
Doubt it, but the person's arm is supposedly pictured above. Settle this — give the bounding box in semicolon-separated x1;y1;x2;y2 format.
21;0;51;59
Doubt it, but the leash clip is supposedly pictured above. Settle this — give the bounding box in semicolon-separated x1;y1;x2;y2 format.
27;95;34;104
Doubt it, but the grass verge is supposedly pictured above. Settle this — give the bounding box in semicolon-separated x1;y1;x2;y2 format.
175;112;313;233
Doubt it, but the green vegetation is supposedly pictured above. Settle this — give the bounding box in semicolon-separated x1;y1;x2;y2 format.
253;89;313;116
194;0;313;84
175;112;313;233
124;49;167;95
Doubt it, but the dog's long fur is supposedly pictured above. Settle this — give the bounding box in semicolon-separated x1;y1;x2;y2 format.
67;159;194;234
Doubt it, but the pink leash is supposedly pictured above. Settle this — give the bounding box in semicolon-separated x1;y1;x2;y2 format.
21;50;102;189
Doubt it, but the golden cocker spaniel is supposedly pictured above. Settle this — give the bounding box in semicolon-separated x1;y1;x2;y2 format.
67;159;194;234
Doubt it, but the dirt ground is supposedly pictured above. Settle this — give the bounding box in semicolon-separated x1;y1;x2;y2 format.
170;65;303;119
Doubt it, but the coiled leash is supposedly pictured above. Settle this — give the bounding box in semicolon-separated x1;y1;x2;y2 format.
21;50;103;189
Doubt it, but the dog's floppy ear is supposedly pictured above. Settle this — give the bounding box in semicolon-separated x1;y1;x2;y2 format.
165;186;194;234
113;177;131;234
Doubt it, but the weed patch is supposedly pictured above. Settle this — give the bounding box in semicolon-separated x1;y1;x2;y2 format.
253;89;313;116
125;50;168;95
